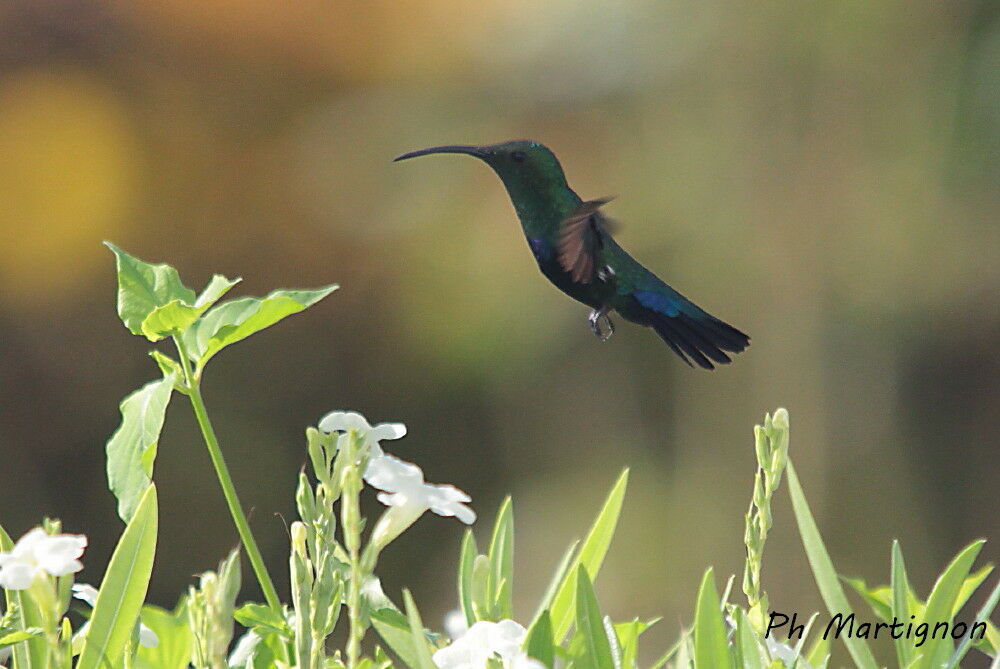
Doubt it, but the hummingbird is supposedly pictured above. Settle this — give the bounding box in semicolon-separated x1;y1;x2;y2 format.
394;140;749;369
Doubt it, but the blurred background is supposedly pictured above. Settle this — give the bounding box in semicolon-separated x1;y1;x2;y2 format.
0;0;997;664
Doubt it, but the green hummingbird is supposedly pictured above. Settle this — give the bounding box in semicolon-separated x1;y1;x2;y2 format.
394;140;749;369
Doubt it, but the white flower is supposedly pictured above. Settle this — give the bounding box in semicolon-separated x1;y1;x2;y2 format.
228;630;261;667
72;584;158;648
318;411;406;458
0;528;87;590
444;609;469;641
364;455;476;551
433;620;544;669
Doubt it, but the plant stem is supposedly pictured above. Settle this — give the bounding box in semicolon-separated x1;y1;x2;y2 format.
341;457;364;669
173;337;281;613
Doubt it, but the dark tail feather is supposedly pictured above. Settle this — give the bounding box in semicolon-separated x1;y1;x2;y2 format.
651;314;750;370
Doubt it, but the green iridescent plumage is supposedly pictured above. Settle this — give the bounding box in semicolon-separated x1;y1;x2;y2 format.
395;140;749;369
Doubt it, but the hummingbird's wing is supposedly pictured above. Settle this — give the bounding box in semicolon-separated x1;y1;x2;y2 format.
557;196;615;283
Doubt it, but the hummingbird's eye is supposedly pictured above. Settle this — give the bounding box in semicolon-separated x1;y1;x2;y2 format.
510;151;526;163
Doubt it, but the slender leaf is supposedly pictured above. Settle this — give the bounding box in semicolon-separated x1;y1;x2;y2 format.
77;485;159;669
371;608;425;669
574;567;615;669
693;568;733;669
458;530;478;626
549;469;629;641
734;607;764;669
402;590;437;669
891;540;915;668
182;286;338;368
786;460;878;669
530;540;579;625
487;497;514;619
912;539;984;669
106;376;174;522
525;610;555;668
946;575;1000;669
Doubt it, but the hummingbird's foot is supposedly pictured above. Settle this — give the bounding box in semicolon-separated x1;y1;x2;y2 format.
589;307;615;341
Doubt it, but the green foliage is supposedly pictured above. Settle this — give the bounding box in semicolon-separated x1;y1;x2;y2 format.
106;375;174;522
77;484;158;669
3;246;996;669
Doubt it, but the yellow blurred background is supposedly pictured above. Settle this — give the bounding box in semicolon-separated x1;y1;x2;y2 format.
0;0;997;663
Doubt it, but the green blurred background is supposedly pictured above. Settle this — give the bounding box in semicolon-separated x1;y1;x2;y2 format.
0;0;997;662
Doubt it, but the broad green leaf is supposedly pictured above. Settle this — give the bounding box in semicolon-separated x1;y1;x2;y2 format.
458;530;478;626
402;590;437;669
912;539;984;669
946;575;1000;669
891;540;915;668
135;602;192;669
234;602;292;636
953;563;994;617
182;286;338;368
106;375;174;522
139;274;241;341
371;608;425;669
549;469;629;642
525;610;555;668
786;461;878;669
487;497;514;620
613;619;654;669
804;630;831;669
77;485;159;669
734;608;764;669
106;242;196;336
693;568;733;669
573;567;615;669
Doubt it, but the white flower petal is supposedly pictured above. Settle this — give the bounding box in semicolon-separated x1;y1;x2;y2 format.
371;422;407;441
0;561;37;590
228;630;260;667
138;624;159;648
72;583;100;607
318;411;372;434
364;455;425;490
443;609;469;641
35;535;87;576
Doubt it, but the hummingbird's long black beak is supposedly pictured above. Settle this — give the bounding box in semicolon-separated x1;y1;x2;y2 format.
393;145;489;162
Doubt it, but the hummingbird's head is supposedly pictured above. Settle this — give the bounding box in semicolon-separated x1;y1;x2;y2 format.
394;140;571;197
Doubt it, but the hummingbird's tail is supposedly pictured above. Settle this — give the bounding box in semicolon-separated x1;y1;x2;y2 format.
650;312;749;369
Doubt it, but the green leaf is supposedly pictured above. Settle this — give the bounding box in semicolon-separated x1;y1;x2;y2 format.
531;540;579;625
842;576;893;621
572;567;615;669
549;469;629;642
234;602;292;637
402;590;437;669
612;619;654;669
946;574;1000;669
786;461;878;669
106;242;196;336
524;610;555;668
182;286;338;368
371;608;425;669
135;602;192;669
693;568;733;669
487;497;514;620
458;529;478;626
912;539;985;669
734;608;764;669
106;375;174;522
77;484;159;669
0;629;40;648
891;540;915;668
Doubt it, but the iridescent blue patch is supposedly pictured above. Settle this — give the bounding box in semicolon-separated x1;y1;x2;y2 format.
634;289;680;317
528;238;553;262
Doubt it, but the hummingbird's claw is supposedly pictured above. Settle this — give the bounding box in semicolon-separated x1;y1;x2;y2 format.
589;307;615;341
